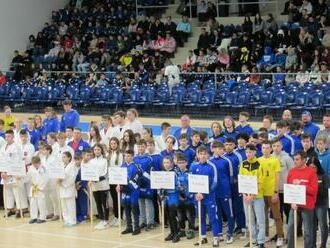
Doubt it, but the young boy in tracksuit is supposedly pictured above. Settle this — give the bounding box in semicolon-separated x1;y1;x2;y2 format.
210;141;234;244
118;149;141;235
192;146;220;247
134;139;155;231
161;155;181;243
239;144;265;248
176;153;195;240
74;152;88;223
224;137;246;236
177;134;196;168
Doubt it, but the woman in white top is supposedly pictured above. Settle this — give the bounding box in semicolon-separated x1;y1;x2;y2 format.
58;151;77;226
120;129;136;153
88;125;102;147
90;144;110;230
107;137;123;226
126;108;143;135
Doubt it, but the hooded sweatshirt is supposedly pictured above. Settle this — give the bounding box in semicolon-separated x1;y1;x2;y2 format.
316;148;330;176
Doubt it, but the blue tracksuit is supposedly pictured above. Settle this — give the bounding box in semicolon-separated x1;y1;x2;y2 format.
177;169;194;204
235;147;247;161
279;134;295;156
209;135;226;143
134;154;153;199
0;130;5;138
190;142;202;153
222;129;238;141
75;168;88;223
235;124;254;136
60;109;80;132
160;149;175;160
224;152;246;229
210;155;235;237
174;127;193;145
289;133;303;153
191;161;220;237
25;128;41;150
43;117;59;137
177;146;196;168
150;153;162;171
68;139;91;154
303;122;320;142
316;149;330;176
121;162;140;230
256;144;263;158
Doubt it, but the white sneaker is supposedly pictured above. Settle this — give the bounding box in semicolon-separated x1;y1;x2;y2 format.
276;237;284;247
94;221;104;230
240;229;247;240
110;218;119;227
226;236;233;244
96;221;109;230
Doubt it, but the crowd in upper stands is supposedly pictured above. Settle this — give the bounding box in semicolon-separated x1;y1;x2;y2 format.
10;0;192;82
185;0;330;84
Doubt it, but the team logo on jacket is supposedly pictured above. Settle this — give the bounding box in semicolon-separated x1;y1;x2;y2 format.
79;146;83;151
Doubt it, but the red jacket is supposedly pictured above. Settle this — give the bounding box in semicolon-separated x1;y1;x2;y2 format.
287;166;318;209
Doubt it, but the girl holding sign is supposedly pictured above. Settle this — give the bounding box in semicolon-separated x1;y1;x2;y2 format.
58;152;78;227
107;137;123;227
90;144;110;230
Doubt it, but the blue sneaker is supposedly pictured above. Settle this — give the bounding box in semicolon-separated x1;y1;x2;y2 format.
29;219;38;224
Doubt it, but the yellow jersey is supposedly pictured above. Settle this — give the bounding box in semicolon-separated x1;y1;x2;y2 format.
258;156;281;196
3;115;15;131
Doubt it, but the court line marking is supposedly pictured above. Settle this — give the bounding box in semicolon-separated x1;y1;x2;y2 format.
111;233;163;248
0;226;163;248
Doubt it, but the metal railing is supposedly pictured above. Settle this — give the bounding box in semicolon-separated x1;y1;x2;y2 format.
135;0;279;19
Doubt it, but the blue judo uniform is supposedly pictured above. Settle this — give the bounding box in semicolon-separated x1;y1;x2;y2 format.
60;109;80;132
75;168;88;223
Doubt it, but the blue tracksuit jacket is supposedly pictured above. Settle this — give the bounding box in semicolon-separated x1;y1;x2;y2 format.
60;109;80;132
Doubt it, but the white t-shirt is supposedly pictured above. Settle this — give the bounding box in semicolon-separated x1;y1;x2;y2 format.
165;65;180;86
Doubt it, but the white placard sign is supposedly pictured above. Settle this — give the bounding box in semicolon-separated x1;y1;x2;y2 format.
188;174;209;194
109;167;128;185
7;162;26;177
150;171;175;189
284;184;306;205
81;164;99;182
238;175;258;195
47;165;65;179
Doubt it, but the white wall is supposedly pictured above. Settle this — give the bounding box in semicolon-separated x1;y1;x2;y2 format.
0;0;68;70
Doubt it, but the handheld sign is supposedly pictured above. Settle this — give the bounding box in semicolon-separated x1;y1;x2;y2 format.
284;184;306;205
81;164;99;182
150;171;175;189
188;174;209;194
109;167;128;185
7;163;26;177
238;175;258;195
47;165;65;179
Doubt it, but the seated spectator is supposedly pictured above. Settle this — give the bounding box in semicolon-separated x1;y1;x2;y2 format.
285;47;298;70
257;46;275;69
164;16;177;35
218;48;230;71
149;33;165;51
96;73;109;87
242;15;253;34
320;61;330;82
309;64;322;83
253;13;266;34
249;66;261;84
296;65;310;84
273;48;287;68
197;28;210;51
160;32;176;56
300;0;313;15
265;13;278;33
182;50;197;71
128;17;138;34
176;15;192;46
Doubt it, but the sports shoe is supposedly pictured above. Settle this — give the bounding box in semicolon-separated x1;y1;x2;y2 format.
51;215;60;221
121;228;133;234
46;214;54;219
132;228;141;235
145;224;154;231
36;219;46;224
186;229;195;239
140;223;146;229
110;218;119;227
194;238;208;246
178;230;186;237
258;244;265;248
244;241;257;247
165;233;174;241
64;223;76;227
29;219;38;224
276;237;284;247
226;236;233;244
172;234;180;243
212;237;219;247
94;221;105;230
219;235;224;242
